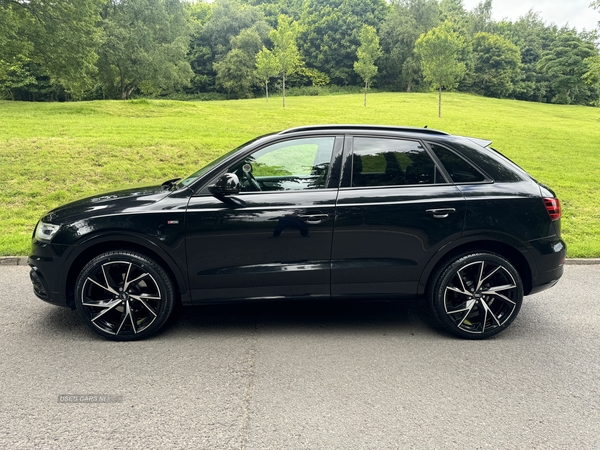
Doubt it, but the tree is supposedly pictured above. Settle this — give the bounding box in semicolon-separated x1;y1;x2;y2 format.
214;28;264;98
439;0;469;33
378;0;440;91
415;21;467;117
0;55;36;100
97;0;193;100
299;0;388;86
270;14;300;107
496;11;555;102
255;48;279;101
246;0;304;26
538;31;599;104
186;0;266;94
469;0;494;34
214;49;257;97
465;32;521;98
583;56;600;88
354;25;382;106
0;0;104;98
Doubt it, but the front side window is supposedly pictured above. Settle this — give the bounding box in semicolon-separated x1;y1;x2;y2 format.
228;137;335;192
352;137;445;187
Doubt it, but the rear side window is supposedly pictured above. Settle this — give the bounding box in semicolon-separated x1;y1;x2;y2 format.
352;137;446;187
430;144;486;183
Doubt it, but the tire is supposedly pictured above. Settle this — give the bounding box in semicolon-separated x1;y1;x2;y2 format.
428;252;523;339
75;251;175;341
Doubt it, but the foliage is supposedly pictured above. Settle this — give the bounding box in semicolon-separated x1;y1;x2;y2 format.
465;32;521;98
354;25;382;106
438;0;469;33
378;0;440;92
97;0;193;100
538;31;599;105
415;21;467;117
496;11;556;102
583;56;600;88
214;49;256;98
287;65;331;87
214;28;265;98
298;0;388;86
0;0;104;98
1;0;600;106
255;48;279;101
246;0;304;25
469;0;494;34
1;94;599;256
0;55;37;100
270;14;301;107
187;0;266;93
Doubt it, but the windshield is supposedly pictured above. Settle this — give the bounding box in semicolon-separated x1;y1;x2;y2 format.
178;137;262;188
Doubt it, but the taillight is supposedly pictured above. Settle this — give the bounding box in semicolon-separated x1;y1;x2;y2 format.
543;198;561;221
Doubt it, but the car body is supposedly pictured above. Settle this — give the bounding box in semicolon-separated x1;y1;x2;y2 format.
29;125;566;340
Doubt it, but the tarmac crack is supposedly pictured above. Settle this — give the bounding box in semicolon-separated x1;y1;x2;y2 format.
239;318;258;450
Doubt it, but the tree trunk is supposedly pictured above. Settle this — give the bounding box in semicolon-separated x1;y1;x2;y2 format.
126;85;136;99
282;73;286;108
265;80;269;102
120;71;126;100
438;85;442;118
364;80;367;106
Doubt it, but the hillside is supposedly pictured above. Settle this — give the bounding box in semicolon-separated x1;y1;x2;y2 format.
0;92;598;256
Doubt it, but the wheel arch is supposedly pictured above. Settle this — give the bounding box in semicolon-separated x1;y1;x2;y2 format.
61;234;189;308
419;239;534;296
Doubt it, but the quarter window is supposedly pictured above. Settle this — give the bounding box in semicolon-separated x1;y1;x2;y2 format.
352;137;445;187
228;137;335;192
430;144;486;183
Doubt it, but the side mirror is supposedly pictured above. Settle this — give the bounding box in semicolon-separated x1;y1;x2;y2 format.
209;173;241;196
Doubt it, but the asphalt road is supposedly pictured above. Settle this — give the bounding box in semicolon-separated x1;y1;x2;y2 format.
0;265;599;450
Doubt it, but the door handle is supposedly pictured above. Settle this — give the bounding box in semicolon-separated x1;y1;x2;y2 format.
298;213;329;224
426;208;456;219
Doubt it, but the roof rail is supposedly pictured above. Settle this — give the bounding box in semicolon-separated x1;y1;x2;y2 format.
278;124;449;136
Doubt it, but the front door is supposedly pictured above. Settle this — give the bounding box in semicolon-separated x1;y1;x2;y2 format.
185;136;342;302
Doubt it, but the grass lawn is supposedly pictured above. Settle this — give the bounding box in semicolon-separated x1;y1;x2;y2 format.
1;92;598;256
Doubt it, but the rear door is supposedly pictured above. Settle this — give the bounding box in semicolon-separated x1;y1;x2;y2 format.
331;135;466;298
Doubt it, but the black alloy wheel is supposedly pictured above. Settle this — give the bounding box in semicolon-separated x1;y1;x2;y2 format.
429;252;523;339
75;251;175;341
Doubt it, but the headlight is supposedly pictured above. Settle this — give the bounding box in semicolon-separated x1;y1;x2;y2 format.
34;221;60;243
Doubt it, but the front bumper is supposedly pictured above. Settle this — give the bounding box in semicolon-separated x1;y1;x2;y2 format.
28;240;72;308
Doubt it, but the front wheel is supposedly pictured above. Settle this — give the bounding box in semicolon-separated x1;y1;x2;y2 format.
75;251;175;341
428;252;523;339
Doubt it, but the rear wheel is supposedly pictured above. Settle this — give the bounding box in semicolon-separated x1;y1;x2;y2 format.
428;252;523;339
75;251;175;341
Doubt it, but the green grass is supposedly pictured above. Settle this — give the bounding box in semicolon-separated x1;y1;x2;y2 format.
1;93;599;256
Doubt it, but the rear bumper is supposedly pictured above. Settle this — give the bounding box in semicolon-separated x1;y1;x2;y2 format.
528;264;564;295
527;236;566;295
